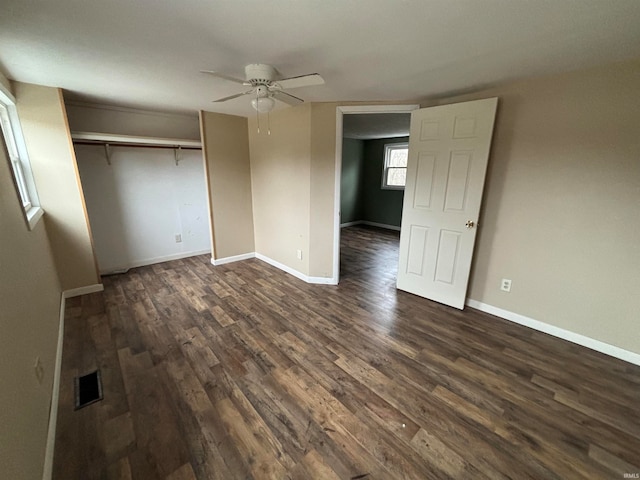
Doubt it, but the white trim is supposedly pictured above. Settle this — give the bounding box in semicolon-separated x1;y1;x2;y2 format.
100;249;211;275
42;295;66;480
71;131;201;148
340;220;363;228
466;299;640;367
212;252;255;266
63;283;104;299
256;253;307;282
307;276;338;285
381;142;409;190
361;221;401;231
0;80;15;104
337;105;421;114
1;93;42;222
255;253;337;285
340;220;401;231
333;104;420;286
27;206;44;230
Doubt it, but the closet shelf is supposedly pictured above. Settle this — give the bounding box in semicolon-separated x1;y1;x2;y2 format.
71;131;201;149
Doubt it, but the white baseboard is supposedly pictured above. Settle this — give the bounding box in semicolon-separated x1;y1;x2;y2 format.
62;283;104;299
340;220;363;228
100;249;211;275
362;221;401;231
210;251;336;285
466;299;640;367
307;275;338;285
42;295;66;480
255;253;337;285
341;220;401;232
212;252;256;266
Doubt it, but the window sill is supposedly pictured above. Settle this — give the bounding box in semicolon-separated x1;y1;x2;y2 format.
26;206;44;230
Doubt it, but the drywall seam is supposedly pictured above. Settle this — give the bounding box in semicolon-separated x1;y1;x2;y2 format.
466;299;640;366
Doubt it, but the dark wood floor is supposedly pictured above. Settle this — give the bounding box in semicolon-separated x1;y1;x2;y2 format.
54;225;640;479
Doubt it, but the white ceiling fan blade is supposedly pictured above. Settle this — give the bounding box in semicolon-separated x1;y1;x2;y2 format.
273;91;304;106
212;90;254;103
201;70;251;85
277;73;324;89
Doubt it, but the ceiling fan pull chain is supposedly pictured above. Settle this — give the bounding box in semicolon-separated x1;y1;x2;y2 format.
256;90;260;134
267;109;271;135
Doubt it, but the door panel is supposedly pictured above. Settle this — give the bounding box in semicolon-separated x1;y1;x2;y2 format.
397;98;498;309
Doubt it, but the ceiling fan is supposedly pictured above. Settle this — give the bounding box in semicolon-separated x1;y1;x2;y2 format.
202;64;325;113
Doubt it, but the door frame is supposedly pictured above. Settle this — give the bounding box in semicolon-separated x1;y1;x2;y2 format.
332;104;420;284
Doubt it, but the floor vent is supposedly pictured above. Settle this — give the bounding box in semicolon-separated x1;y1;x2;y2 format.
74;370;103;410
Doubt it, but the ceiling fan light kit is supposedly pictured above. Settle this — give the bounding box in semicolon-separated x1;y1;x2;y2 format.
202;63;325;114
251;96;275;113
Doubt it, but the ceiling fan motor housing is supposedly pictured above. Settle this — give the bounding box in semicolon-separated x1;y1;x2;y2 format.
245;63;277;86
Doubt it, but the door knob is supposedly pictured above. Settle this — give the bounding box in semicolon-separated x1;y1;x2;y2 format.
465;220;475;229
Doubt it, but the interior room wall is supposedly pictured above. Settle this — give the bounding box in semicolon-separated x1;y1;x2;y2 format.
440;58;640;355
361;136;408;228
65;102;200;140
0;134;62;480
312;59;640;356
201;111;255;261
14;82;100;291
309;102;339;279
76;146;210;273
68;103;208;272
340;138;364;224
248;104;311;275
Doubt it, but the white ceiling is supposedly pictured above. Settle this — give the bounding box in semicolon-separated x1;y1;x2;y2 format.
2;0;640;118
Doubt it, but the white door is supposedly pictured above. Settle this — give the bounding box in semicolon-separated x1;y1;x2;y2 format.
397;98;498;309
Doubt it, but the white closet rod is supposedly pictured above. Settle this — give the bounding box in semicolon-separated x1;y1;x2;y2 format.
71;131;202;149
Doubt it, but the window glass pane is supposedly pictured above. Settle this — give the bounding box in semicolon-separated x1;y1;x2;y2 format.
12;158;31;206
0;102;32;208
388;147;408;167
387;167;406;186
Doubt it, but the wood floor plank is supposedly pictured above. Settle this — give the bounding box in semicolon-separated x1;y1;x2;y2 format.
53;225;640;479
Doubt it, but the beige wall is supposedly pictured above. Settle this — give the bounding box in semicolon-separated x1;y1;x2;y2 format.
249;104;312;274
66;102;200;140
200;111;255;260
310;59;640;355
15;83;100;290
0;134;62;479
0;72;10;92
309;103;339;278
440;59;640;354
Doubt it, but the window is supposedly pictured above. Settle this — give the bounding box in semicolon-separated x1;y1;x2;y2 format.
0;86;43;228
382;142;408;189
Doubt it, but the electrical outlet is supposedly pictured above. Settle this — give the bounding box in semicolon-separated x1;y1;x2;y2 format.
296;249;302;260
500;278;512;292
175;234;182;243
34;357;44;385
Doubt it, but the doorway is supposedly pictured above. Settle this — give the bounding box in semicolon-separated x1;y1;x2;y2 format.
333;105;419;284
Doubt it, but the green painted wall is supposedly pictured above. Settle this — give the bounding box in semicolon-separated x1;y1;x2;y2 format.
340;138;364;224
361;136;407;227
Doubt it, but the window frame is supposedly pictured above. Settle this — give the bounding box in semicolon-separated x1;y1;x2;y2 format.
381;142;409;190
0;84;43;229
